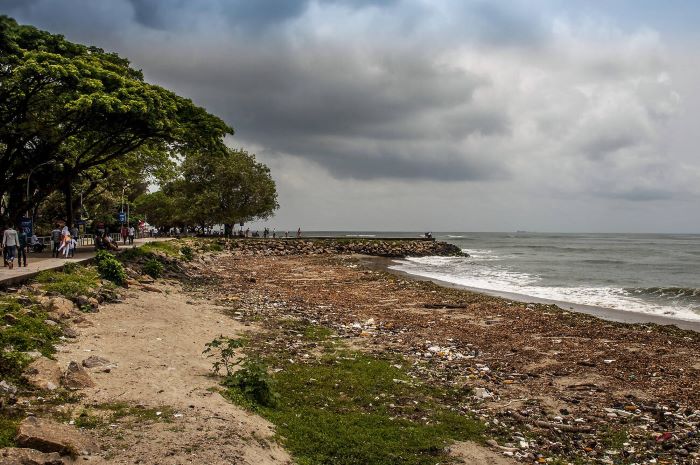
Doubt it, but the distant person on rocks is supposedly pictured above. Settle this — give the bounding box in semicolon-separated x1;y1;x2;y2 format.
2;224;19;270
51;225;62;257
273;229;276;238
104;233;119;251
245;228;250;238
297;228;301;238
128;226;135;245
285;231;289;238
17;227;27;267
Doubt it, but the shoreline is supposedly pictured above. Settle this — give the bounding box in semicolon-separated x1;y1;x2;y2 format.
368;256;700;333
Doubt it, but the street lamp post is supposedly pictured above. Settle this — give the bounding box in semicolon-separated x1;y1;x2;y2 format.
26;160;58;224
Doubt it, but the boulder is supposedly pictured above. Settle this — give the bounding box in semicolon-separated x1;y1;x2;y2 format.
24;357;62;391
0;380;18;395
62;327;79;339
81;356;111;369
47;298;75;319
61;361;95;390
0;447;64;465
15;416;99;456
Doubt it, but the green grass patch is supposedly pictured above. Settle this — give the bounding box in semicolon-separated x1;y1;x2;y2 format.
93;402;175;424
0;414;21;448
140;241;182;258
0;297;61;380
35;265;101;299
600;426;629;450
224;352;484;465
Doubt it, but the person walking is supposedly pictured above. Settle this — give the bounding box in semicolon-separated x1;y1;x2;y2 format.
128;225;135;245
121;225;128;245
2;224;19;270
17;227;27;267
51;225;61;258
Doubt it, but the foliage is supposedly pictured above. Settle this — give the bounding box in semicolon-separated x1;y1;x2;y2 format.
203;336;245;377
143;259;164;279
139;241;181;257
0;415;20;448
223;360;279;408
137;148;278;230
0;297;61;380
94;250;127;285
225;350;484;465
35;265;101;299
180;246;193;261
0;15;231;225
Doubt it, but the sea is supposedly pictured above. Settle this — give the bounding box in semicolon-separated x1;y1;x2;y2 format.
309;231;700;322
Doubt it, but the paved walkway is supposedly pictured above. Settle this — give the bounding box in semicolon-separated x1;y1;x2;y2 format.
0;237;169;286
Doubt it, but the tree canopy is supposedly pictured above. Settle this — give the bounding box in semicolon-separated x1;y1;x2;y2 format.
0;16;278;232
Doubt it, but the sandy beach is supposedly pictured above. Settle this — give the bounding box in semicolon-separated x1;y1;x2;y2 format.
3;241;700;464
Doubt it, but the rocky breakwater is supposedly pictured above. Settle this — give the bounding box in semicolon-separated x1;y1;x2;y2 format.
225;238;465;258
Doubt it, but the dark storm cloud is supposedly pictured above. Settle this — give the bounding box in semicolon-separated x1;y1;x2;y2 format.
1;0;686;195
138;39;508;180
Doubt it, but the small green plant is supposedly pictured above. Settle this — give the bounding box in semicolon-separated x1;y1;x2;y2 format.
95;250;127;285
203;336;245;376
224;360;279;408
143;259;164;279
180;246;194;261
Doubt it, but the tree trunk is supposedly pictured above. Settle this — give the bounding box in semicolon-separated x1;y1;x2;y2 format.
63;179;74;228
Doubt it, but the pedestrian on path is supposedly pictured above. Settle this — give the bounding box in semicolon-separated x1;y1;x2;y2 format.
2;224;20;270
51;225;61;258
128;225;135;245
17;227;27;267
121;225;128;245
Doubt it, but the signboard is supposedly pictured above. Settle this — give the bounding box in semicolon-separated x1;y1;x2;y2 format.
20;217;32;236
118;212;126;223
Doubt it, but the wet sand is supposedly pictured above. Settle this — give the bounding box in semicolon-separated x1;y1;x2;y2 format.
372;257;700;333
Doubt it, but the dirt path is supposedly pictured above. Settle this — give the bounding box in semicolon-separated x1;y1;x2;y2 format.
54;282;291;465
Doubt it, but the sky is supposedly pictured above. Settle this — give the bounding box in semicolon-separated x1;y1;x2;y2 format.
2;0;699;233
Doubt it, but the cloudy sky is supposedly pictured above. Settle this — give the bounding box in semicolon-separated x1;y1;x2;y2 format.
3;0;700;232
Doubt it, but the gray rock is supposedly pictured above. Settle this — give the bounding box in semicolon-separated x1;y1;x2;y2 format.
0;380;18;395
15;416;99;456
23;357;62;391
0;447;64;465
62;327;79;338
81;356;111;369
61;361;95;390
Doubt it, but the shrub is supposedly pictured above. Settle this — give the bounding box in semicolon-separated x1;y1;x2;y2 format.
180;246;193;261
224;360;279;408
203;336;245;376
35;265;100;299
94;250;127;285
143;259;163;279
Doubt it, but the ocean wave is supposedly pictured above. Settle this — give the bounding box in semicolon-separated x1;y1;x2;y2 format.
581;259;627;265
390;258;700;322
627;286;700;299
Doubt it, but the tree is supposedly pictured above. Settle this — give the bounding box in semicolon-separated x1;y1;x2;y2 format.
137;148;279;232
0;16;232;226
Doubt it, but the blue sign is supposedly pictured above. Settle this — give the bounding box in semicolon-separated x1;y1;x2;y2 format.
20;217;32;236
118;212;126;223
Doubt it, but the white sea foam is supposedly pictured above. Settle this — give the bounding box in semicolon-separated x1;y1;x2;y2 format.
390;256;700;322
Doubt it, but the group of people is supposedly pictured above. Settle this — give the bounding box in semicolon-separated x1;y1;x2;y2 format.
2;224;27;269
50;225;79;258
237;227;301;238
120;225;136;245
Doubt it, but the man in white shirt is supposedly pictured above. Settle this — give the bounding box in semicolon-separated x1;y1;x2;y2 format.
2;224;20;270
